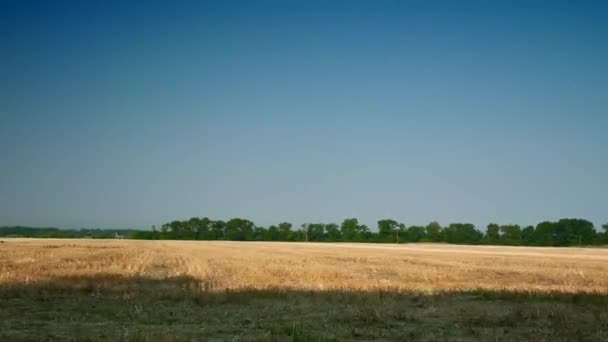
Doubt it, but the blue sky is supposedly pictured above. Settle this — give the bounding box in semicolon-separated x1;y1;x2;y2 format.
1;1;607;229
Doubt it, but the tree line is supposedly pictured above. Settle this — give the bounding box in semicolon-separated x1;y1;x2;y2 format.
2;218;607;246
127;217;608;246
0;227;138;239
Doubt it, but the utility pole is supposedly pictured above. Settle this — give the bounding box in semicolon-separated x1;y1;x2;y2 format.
396;229;399;244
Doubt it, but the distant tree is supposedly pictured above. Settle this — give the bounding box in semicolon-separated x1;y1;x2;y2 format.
594;223;608;244
340;218;362;241
378;219;399;242
305;223;326;241
485;223;500;242
522;225;535;244
266;225;280;241
425;221;443;242
397;223;408;243
301;224;309;241
129;230;155;239
358;224;372;241
161;224;169;233
559;218;595;246
500;224;522;245
168;220;183;233
210;220;226;240
252;226;267;241
532;219;596;246
186;217;201;239
278;222;293;240
225;218;255;241
444;223;482;244
325;223;341;241
533;221;555;246
291;227;306;241
149;225;158;239
407;226;426;242
165;220;187;239
197;217;213;239
3;216;604;246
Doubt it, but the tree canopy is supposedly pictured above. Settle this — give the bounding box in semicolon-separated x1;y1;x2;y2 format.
3;218;605;247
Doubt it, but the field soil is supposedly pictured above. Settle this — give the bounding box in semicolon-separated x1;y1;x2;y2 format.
1;239;608;340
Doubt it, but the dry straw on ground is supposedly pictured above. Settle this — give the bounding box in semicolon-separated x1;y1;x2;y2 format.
2;239;607;293
2;239;608;340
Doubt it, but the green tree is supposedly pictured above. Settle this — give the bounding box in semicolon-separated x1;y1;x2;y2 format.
305;223;326;241
197;217;213;239
278;222;293;240
522;225;535;244
357;224;372;241
186;217;202;239
485;223;500;243
340;218;362;241
167;220;187;239
160;223;169;233
559;218;595;246
325;223;341;241
225;218;255;241
444;223;482;244
407;226;426;242
211;220;226;240
397;223;408;243
266;225;280;241
533;221;555;246
425;221;442;242
532;219;596;246
291;228;306;241
378;219;399;242
500;224;522;245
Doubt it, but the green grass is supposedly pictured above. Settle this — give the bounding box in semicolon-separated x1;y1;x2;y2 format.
1;274;608;341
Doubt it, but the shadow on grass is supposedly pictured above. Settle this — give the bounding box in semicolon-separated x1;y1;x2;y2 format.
1;274;608;341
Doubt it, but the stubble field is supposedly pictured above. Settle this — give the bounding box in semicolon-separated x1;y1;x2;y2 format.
1;239;608;340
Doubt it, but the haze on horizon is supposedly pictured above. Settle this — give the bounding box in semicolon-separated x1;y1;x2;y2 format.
1;1;607;230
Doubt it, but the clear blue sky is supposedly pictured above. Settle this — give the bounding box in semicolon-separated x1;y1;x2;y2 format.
1;1;607;230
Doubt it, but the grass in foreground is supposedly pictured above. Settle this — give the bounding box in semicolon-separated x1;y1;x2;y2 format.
1;274;608;341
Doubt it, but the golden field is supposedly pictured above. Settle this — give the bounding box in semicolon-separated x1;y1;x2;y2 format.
1;239;608;340
3;239;608;293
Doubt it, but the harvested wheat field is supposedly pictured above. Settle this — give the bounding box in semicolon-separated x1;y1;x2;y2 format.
2;239;608;340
